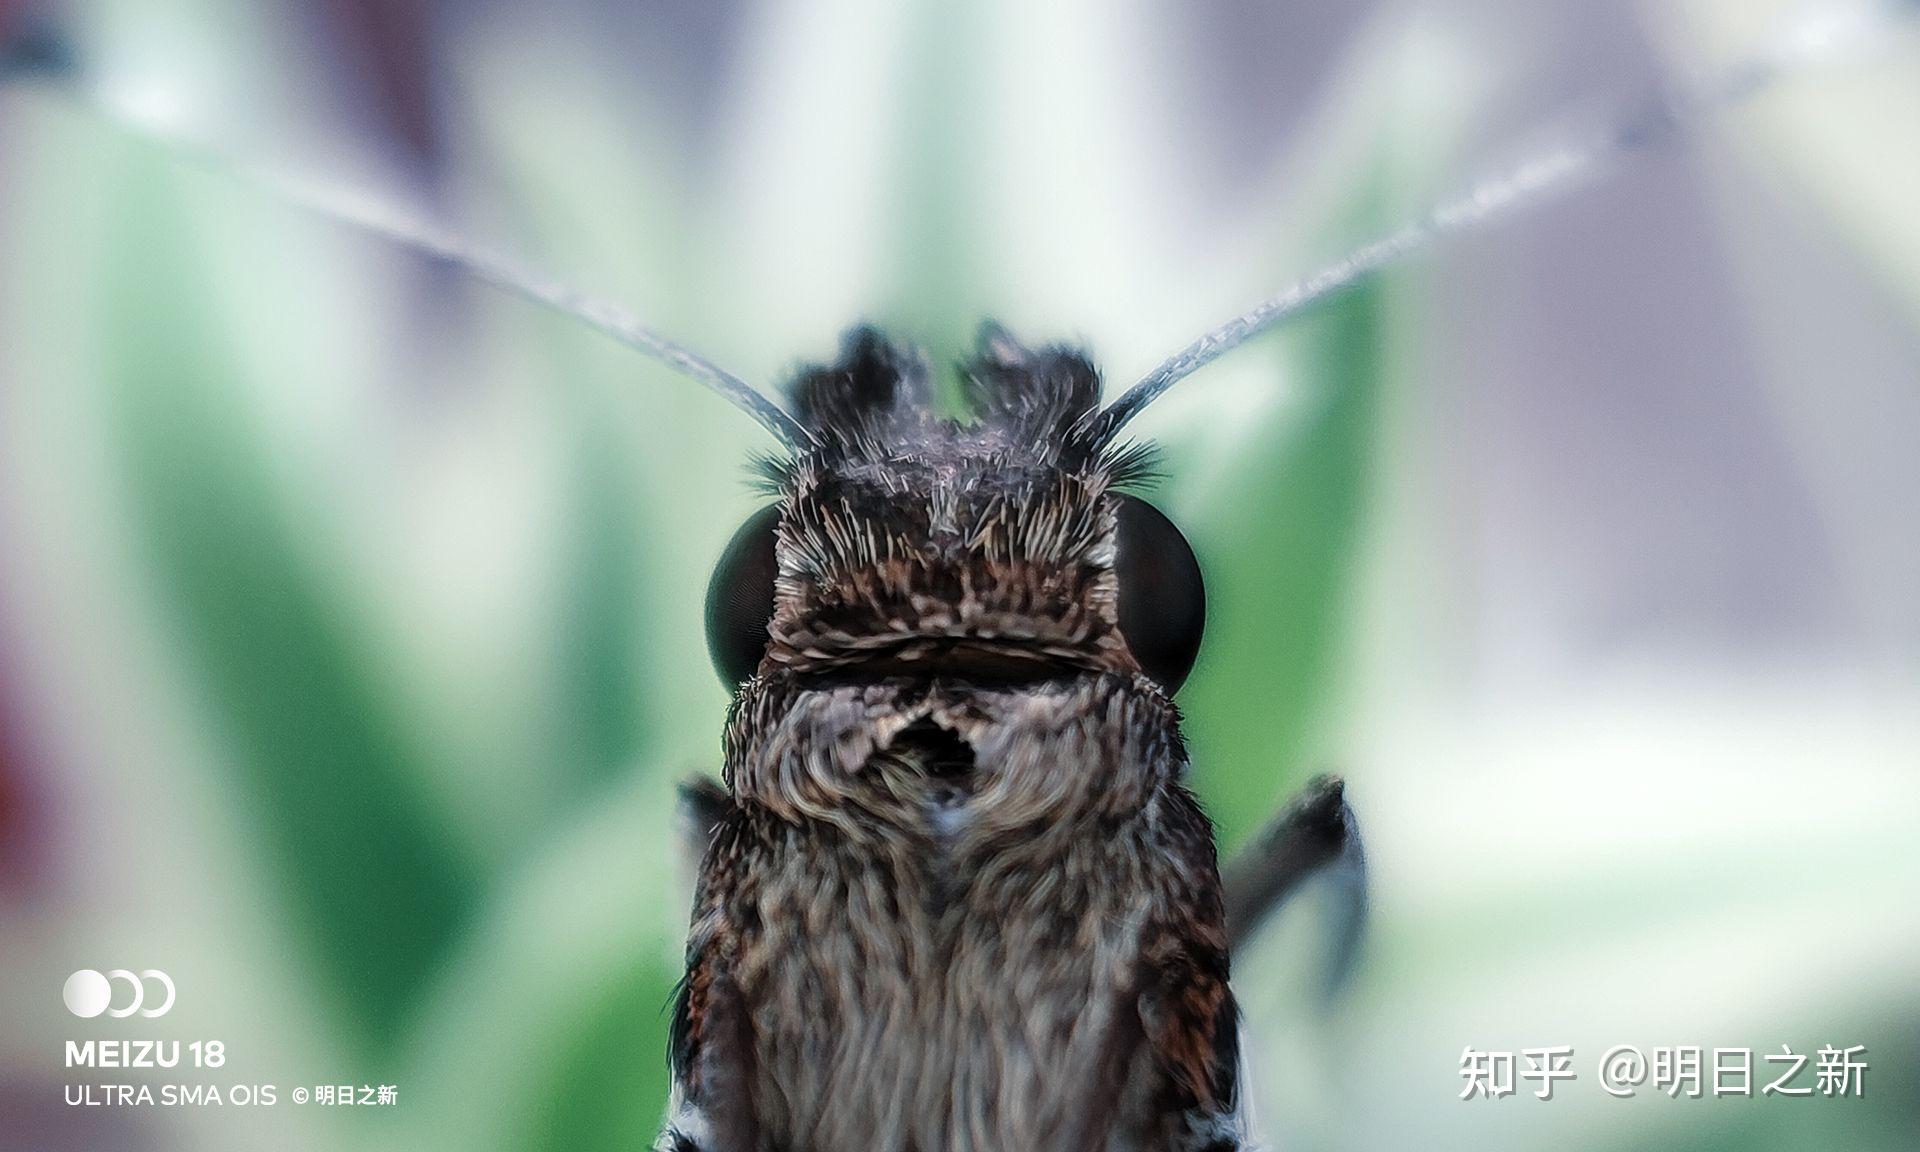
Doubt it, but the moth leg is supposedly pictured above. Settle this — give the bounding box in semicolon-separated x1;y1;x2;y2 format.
660;802;760;1152
1222;773;1366;981
1097;790;1246;1152
1135;968;1245;1152
658;955;757;1152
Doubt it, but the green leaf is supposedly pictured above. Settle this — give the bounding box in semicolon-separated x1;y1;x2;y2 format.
1177;273;1387;849
389;774;688;1152
523;955;683;1152
883;0;991;375
458;35;762;768
99;155;480;1054
1153;19;1482;849
550;413;650;787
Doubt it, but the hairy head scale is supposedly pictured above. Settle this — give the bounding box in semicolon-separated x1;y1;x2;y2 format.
744;324;1151;685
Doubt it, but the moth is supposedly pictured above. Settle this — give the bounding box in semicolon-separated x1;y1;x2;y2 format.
0;4;1898;1149
663;323;1358;1152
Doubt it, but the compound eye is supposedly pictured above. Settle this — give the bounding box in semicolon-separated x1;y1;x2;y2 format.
705;505;782;685
1112;494;1206;693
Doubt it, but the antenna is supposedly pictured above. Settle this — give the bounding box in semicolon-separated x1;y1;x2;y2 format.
0;40;815;450
1090;0;1915;444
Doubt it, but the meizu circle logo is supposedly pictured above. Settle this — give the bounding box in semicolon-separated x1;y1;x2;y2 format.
63;969;175;1019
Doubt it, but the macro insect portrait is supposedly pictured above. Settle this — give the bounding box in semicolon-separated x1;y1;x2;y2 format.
2;2;1918;1151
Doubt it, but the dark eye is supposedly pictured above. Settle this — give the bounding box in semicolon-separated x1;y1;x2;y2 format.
705;505;781;684
1113;494;1206;693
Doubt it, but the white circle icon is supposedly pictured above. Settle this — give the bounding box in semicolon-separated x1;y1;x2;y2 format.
63;968;175;1018
63;969;111;1018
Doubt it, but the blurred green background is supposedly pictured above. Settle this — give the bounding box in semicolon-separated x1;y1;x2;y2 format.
1;0;1917;1149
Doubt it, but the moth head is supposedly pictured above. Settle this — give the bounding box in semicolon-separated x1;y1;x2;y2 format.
706;324;1204;694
